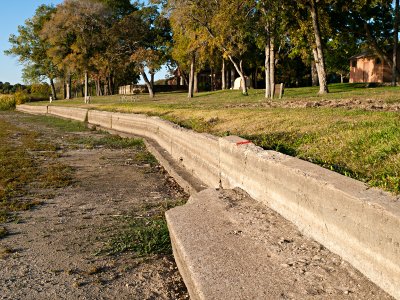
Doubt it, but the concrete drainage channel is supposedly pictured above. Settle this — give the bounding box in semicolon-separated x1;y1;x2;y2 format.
17;104;400;299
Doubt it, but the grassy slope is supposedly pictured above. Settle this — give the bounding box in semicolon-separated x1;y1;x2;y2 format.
31;83;400;193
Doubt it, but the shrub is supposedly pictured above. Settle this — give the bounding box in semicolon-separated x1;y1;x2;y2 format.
0;95;16;110
30;83;51;96
14;90;30;105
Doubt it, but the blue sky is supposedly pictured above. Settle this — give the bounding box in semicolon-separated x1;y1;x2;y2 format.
0;0;167;85
0;1;62;84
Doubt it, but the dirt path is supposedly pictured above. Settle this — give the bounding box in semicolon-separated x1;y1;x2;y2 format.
0;112;189;299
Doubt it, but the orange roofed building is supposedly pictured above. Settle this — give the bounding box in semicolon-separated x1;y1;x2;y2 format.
349;51;399;83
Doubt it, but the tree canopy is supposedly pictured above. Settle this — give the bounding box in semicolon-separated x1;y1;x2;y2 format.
5;0;398;99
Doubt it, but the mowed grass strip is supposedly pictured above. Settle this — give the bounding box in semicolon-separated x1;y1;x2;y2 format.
31;84;400;193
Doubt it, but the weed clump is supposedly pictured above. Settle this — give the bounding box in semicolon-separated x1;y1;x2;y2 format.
98;199;186;257
103;217;171;256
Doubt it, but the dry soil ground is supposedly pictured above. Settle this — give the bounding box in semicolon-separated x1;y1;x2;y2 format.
0;111;189;299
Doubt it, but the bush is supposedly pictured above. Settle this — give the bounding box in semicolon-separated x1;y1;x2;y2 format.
0;95;16;111
14;90;30;105
30;83;51;95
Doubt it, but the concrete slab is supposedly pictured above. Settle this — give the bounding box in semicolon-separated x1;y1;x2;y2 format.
166;188;394;300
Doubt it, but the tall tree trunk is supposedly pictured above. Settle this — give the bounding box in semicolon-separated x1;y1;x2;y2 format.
312;47;325;90
150;69;155;89
230;68;235;89
50;77;57;100
141;69;154;98
227;55;248;95
227;67;231;89
188;55;195;98
63;80;66;99
393;0;399;86
66;74;71;99
108;74;113;95
194;72;198;93
265;43;271;98
254;69;258;89
270;34;276;99
110;73;115;95
108;77;111;95
210;68;214;91
95;79;100;96
221;59;226;90
84;71;89;103
311;60;319;86
310;0;329;94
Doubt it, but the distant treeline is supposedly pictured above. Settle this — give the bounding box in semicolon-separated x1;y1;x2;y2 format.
0;82;27;94
0;81;51;99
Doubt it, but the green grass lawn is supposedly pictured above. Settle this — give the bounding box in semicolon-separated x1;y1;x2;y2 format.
29;83;400;194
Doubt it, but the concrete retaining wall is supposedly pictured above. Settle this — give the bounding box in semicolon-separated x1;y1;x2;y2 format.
87;110;112;129
47;106;88;122
219;136;400;299
16;104;400;299
16;104;48;115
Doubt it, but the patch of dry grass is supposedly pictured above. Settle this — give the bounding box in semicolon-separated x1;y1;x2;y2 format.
0;116;73;226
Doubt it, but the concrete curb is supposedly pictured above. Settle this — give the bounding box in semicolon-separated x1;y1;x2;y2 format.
16;104;400;299
16;104;48;115
48;106;88;122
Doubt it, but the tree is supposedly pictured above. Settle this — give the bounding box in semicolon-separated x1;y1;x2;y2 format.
42;0;112;103
96;0;136;19
168;0;254;95
309;0;329;94
255;1;289;98
287;0;332;93
5;5;59;99
169;0;209;98
131;48;162;98
331;0;394;73
211;0;254;95
109;5;170;98
325;33;359;83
